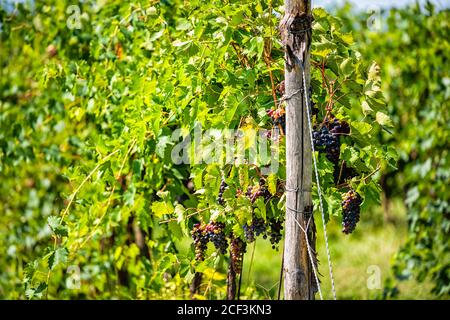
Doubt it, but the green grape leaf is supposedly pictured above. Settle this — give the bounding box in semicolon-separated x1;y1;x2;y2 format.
151;201;174;218
375;111;393;127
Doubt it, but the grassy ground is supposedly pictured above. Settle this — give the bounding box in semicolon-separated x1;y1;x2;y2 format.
239;199;438;300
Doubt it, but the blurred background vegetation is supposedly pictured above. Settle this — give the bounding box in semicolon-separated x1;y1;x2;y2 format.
0;0;448;299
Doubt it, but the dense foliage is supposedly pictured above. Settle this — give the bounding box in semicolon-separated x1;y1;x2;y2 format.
336;1;449;297
5;0;440;300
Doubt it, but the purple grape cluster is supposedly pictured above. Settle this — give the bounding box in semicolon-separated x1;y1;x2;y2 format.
243;216;267;243
191;221;228;261
205;222;228;254
253;217;267;237
246;179;271;203
341;189;362;234
313;126;340;164
192;223;209;261
268;218;283;250
230;236;246;274
313;117;355;183
243;223;255;243
327;118;350;135
217;179;228;205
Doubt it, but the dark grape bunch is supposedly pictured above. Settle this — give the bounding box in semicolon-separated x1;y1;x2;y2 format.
243;216;267;243
191;221;228;261
268;218;283;250
313;117;350;167
341;189;362;234
313;117;356;185
243;223;255;242
327;118;350;135
230;236;246;274
313;126;340;164
217;179;228;205
191;223;209;261
246;179;271;203
253;217;267;237
267;108;286;133
205;221;228;254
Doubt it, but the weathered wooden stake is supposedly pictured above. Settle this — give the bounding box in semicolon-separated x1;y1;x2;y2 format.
280;0;316;300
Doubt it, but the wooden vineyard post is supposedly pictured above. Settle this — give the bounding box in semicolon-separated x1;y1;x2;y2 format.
280;0;316;299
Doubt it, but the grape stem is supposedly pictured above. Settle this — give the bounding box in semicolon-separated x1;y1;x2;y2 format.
336;164;381;189
158;207;212;224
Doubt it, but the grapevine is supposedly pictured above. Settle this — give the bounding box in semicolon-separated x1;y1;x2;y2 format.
0;0;403;300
